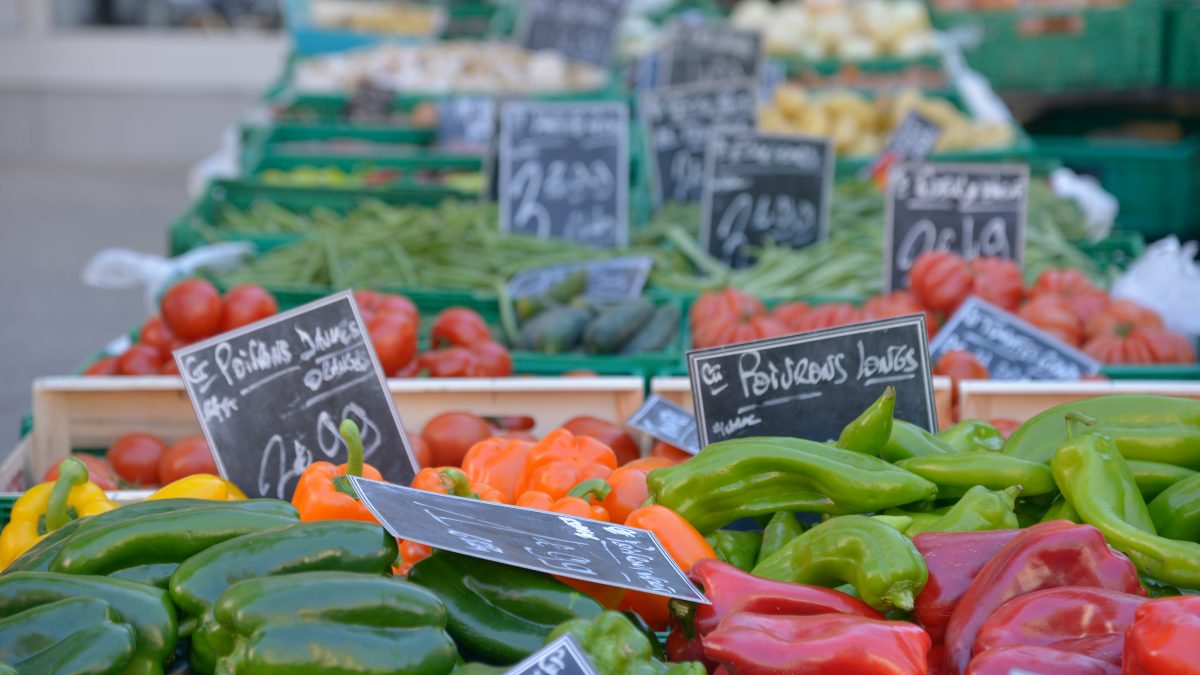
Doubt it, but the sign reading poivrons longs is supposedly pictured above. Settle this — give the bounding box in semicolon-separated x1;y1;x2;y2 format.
518;0;625;68
640;80;757;204
507;635;598;675
885;163;1029;291
659;23;762;86
174;292;417;499
498;101;629;248
701;130;833;268
930;297;1101;380
350;477;708;603
687;315;937;447
626;395;700;454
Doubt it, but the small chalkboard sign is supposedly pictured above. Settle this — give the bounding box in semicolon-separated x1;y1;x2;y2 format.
437;96;495;152
506;635;598;675
884;163;1030;292
498;101;629;248
174;292;417;499
626;395;700;454
659;23;762;86
930;297;1101;380
517;0;625;68
640;80;757;204
687;315;937;447
862;111;941;181
346;81;394;121
508;256;653;304
349;477;709;602
701;130;833;268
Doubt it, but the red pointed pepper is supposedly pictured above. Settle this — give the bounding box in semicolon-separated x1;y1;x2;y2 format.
913;529;1020;643
1123;596;1200;675
966;645;1119;675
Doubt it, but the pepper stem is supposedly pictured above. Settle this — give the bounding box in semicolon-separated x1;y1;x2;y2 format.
332;419;365;500
567;478;612;503
668;598;699;640
438;469;476;498
45;457;88;532
1064;412;1098;439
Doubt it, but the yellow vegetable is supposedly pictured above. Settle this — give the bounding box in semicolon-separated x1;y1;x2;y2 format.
0;458;116;569
148;474;246;501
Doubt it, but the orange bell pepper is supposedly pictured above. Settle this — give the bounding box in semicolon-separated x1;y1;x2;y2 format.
395;539;432;576
411;467;505;503
514;428;617;501
601;457;676;525
461;436;533;503
292;420;384;523
620;504;717;630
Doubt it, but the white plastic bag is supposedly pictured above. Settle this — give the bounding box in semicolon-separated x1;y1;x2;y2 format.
1050;168;1118;242
81;242;255;314
1111;237;1200;338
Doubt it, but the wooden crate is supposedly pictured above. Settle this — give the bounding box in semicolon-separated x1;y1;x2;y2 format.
959;380;1200;423
12;375;645;490
648;376;955;430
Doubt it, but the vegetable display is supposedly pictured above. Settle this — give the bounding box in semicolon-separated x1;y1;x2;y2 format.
731;0;936;62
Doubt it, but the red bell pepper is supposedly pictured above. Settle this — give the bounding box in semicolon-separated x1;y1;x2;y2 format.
942;521;1144;675
702;611;931;675
913;529;1020;643
1123;596;1200;675
975;587;1146;665
966;645;1119;675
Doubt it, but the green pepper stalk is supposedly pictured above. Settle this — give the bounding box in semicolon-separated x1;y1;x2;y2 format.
438;469;478;498
45;457;88;532
333;419;364;499
567;479;612;503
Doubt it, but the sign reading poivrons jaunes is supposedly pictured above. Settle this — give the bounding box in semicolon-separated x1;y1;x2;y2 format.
174;292;417;500
884;163;1029;292
498;101;629;248
687;315;937;447
701;130;833;268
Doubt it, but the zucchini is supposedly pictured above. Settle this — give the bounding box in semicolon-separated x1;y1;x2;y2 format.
584;298;656;354
515;270;587;321
518;306;592;354
620;304;681;354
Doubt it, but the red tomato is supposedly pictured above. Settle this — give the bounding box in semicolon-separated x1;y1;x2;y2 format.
107;433;167;485
468;341;513;377
431;308;492;348
409;435;432;469
862;291;941;338
139;316;176;352
935;350;989;381
159;436;218;484
419;347;474;378
421;412;495;467
651;440;692;463
1085;299;1164;340
160;279;222;341
160;359;180;375
909;251;972;313
1065;287;1112;325
691;289;789;348
367;312;418;374
117;344;166;375
970;257;1024;312
83;357;119;376
770;302;811;331
391;359;422;378
1083;333;1157;364
1017;296;1082;346
1031;268;1096;298
377;294;418;322
220;284;278;332
795;303;862;332
43;454;119;490
563;416;641;466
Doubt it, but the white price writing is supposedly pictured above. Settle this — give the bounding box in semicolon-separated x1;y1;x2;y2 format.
896;215;1011;275
715;193;817;260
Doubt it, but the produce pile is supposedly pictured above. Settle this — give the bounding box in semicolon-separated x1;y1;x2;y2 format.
6;393;1200;673
257;165;485;193
730;0;936;61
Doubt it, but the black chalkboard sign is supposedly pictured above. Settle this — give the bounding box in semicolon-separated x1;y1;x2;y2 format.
930;297;1101;380
884;163;1030;292
508;256;653;304
861;111;941;180
507;635;598;675
498;101;629;248
350;477;709;602
687;315;937;447
640;80;758;204
659;23;762;86
174;292;417;499
626;395;700;454
701;130;833;268
517;0;625;68
437;96;495;152
346;82;394;121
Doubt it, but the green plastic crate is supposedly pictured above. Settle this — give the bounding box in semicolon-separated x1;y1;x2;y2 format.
1166;0;1200;89
932;0;1163;91
240;123;440;171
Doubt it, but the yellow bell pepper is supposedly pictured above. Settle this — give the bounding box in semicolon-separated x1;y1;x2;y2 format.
0;457;116;569
148;474;246;501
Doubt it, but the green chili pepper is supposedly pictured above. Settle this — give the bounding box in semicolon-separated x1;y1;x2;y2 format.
872;515;914;532
1041;496;1082;524
835;387;895;455
938;420;1006;453
548;611;704;675
1006;395;1200;467
646;437;938;533
907;486;1021;536
1148;472;1200;542
757;512;805;564
880;420;956;463
8;620;135;675
751;515;928;612
896;452;1056;499
1129;460;1198;501
704;530;761;572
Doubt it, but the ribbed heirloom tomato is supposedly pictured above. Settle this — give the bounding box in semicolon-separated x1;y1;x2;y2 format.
691;289;788;348
770;302;811;331
1018;296;1082;346
1030;268;1111;324
431;307;492;348
795;303;861;332
909;251;972;313
970;257;1024;312
862;291;940;337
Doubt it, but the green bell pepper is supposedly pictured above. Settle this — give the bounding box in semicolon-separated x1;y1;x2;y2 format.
757;512;805;564
548;611;704;675
704;530;761;572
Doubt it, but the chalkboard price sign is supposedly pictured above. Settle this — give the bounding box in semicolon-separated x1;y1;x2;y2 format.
640;80;757;204
437;96;495;152
508;256;653;304
174;292;417;499
506;635;598;675
346;82;394;121
626;395;700;454
930;297;1101;380
862;111;941;180
884;163;1030;292
518;0;625;68
659;23;762;86
498;101;629;248
701;130;833;268
350;477;708;603
687;315;937;446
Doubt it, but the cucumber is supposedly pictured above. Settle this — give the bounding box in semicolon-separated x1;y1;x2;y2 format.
584;298;656;354
620;304;681;354
518;306;592;354
515;270;587;321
